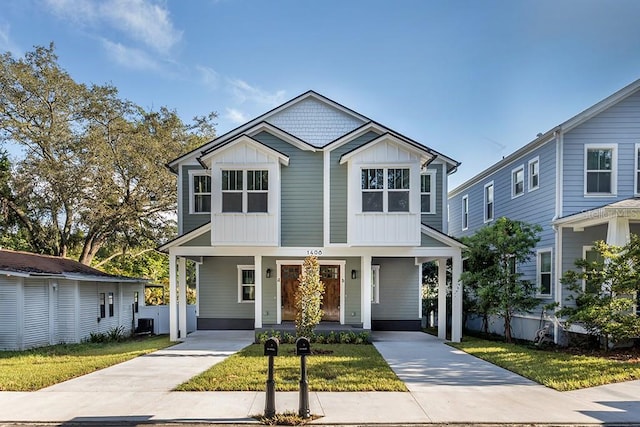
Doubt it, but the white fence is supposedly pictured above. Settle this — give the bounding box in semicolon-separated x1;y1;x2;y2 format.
138;304;197;335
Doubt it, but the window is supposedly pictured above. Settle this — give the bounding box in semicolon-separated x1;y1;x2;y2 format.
583;246;604;293
134;291;139;313
190;172;211;213
484;182;494;222
528;157;539;191
238;266;255;302
421;172;436;214
371;265;380;303
537;250;552;297
222;170;269;213
636;144;640;195
361;168;410;212
507;256;517;275
512;166;524;198
585;145;616;195
461;195;469;230
108;292;114;317
99;293;106;318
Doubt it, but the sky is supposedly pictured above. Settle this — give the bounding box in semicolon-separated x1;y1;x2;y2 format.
2;0;640;189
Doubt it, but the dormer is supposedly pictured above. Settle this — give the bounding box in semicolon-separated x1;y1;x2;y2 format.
199;135;289;246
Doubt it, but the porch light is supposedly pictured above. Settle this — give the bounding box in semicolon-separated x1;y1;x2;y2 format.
351;269;357;279
266;268;272;278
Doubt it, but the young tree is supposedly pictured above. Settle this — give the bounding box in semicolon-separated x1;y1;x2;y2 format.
295;256;325;338
558;237;640;349
461;217;542;342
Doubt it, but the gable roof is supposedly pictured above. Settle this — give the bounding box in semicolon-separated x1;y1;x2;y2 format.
449;78;640;197
0;250;145;282
199;134;290;168
339;132;436;165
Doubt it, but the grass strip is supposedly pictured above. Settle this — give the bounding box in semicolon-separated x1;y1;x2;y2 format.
176;343;406;392
449;336;640;391
0;335;172;391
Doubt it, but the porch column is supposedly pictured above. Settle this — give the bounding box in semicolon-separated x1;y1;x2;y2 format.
437;259;447;340
361;255;372;330
254;255;263;328
606;216;630;247
169;252;178;342
178;257;187;340
451;252;463;343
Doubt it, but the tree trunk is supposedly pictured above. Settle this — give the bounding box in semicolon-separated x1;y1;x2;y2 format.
504;314;513;343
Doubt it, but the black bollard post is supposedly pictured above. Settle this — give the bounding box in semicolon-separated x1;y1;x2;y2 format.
264;337;279;418
295;337;311;419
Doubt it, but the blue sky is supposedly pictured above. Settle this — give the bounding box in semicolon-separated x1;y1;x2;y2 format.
2;0;640;189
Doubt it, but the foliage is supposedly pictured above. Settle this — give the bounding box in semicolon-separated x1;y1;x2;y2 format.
0;335;171;391
87;326;128;343
0;43;216;264
295;256;325;338
255;330;370;345
254;411;320;425
176;343;406;392
461;217;542;342
449;335;640;391
557;237;640;349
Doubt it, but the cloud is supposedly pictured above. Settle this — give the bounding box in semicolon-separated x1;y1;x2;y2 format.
0;21;21;55
225;108;248;124
228;78;286;107
44;0;182;54
101;39;161;71
196;65;220;90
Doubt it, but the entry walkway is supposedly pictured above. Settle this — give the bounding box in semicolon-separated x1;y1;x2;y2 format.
0;331;639;424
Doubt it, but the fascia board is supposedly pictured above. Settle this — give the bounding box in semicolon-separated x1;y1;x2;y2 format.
339;133;434;165
158;222;212;252
199;135;290;167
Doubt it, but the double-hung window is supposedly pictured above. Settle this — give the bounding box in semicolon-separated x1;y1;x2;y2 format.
108;292;114;317
585;145;616;195
238;266;256;302
99;293;106;318
461;195;469;230
528;157;539;191
361;168;410;212
484;182;494;222
537;249;552;297
222;170;268;213
190;171;212;213
512;166;524;198
421;172;436;214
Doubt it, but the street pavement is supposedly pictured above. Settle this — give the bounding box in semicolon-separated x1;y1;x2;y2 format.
0;330;639;425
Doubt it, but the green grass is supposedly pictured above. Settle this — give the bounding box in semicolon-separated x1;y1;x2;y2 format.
449;336;640;391
0;335;172;391
176;343;407;392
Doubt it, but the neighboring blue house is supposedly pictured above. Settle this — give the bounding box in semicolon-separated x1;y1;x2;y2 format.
448;79;640;343
160;91;465;342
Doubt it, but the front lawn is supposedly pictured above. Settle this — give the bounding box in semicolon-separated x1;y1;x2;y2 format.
449;336;640;391
176;343;406;392
0;335;172;391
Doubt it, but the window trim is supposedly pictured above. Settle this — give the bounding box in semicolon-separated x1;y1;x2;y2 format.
237;265;256;303
108;292;114;317
134;291;139;313
421;171;436;214
536;248;552;297
635;143;640;196
484;181;494;223
221;169;270;214
360;167;410;213
99;293;106;319
371;264;380;304
188;169;212;214
528;157;540;192
461;195;469;231
511;165;525;199
584;143;617;196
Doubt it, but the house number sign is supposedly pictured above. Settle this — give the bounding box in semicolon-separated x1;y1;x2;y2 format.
305;249;323;256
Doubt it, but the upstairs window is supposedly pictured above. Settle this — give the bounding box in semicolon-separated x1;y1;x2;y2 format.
512;166;524;198
222;170;268;213
528;158;539;191
421;172;436;214
462;195;469;230
361;168;409;213
537;250;552;297
190;172;211;214
585;145;616;195
484;182;494;222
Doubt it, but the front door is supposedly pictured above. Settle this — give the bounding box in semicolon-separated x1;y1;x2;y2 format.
280;264;341;322
281;265;301;321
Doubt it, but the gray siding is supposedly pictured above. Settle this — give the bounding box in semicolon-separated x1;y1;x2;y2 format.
23;280;49;349
254;131;324;246
562;90;640;216
421;232;448;247
330;131;380;243
0;278;17;350
371;258;419;320
421;163;444;231
261;257;278;325
199;256;255;319
183;230;211;246
344;257;361;325
181;165;211;234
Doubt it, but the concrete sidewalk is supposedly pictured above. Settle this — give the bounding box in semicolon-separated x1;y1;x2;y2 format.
0;330;639;425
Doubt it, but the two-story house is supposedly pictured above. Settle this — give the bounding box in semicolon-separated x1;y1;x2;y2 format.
448;79;640;344
160;91;464;342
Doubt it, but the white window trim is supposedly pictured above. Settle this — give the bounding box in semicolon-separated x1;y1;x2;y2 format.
635;143;640;196
461;195;469;231
536;248;552;298
188;169;211;215
420;170;436;214
371;264;380;304
237;265;256;303
484;181;494;223
583;143;617;196
221;169;270;214
360;167;410;213
511;165;525;199
528;157;540;192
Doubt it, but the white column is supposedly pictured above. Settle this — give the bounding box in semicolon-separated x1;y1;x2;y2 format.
169;252;178;342
451;252;463;343
606;216;630;247
361;255;372;330
254;255;263;328
178;257;187;340
437;259;447;340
